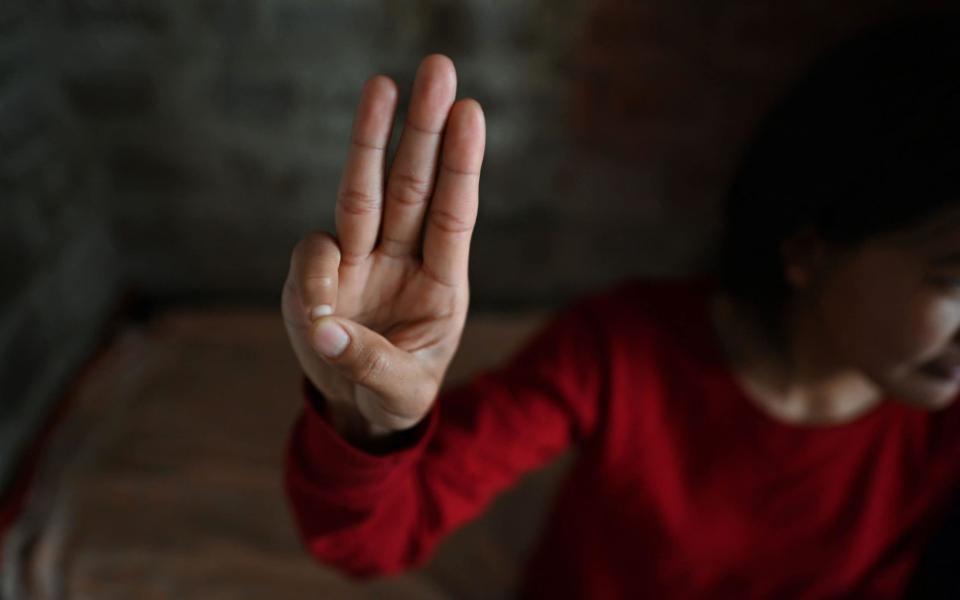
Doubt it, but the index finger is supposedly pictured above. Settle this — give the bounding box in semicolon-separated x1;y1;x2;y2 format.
421;98;485;287
335;75;398;265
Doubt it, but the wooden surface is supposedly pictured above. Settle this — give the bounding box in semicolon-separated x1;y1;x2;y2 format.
5;308;576;599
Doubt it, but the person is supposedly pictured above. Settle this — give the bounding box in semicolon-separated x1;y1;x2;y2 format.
280;11;960;598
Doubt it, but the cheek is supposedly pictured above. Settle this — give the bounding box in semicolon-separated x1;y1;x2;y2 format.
855;291;953;370
922;293;960;349
822;274;945;370
896;301;950;363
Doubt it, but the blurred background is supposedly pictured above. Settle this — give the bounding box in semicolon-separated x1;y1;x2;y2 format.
0;0;952;597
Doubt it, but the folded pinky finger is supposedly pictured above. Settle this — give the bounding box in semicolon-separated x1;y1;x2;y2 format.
289;231;342;320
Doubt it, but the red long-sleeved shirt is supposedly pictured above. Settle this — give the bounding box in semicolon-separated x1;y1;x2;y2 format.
284;276;960;598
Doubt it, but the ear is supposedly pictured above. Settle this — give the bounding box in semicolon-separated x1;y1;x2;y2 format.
780;225;828;290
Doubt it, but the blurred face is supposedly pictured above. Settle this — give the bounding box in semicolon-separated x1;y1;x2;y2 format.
802;206;960;410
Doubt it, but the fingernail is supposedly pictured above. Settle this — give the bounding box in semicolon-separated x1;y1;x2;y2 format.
314;319;349;357
311;305;333;320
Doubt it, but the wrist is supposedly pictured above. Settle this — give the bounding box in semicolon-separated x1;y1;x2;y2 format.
325;400;395;443
304;375;427;454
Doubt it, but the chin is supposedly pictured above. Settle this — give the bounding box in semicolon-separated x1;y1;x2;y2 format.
883;372;960;411
894;392;958;411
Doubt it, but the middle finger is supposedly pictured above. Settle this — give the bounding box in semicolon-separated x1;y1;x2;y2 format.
378;54;457;259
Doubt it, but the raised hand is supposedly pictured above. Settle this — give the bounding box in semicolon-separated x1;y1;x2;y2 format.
281;55;485;443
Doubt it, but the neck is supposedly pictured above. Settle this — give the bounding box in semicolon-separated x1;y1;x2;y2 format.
710;290;883;425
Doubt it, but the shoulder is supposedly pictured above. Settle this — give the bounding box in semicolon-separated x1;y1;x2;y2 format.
557;275;714;363
573;274;711;328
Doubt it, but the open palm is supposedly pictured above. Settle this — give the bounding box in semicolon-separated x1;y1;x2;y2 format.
281;55;485;439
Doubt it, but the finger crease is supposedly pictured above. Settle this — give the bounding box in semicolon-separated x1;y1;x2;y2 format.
440;164;480;177
429;210;472;234
351;139;387;151
406;120;443;136
420;262;457;289
338;192;381;215
339;251;370;267
378;234;414;258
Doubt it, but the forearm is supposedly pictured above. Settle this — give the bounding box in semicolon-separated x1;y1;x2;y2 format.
285;377;441;577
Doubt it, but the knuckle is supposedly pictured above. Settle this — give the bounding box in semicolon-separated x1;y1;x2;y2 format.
292;237;310;261
428;208;472;235
302;276;335;296
313;232;341;261
306;230;336;246
339;188;381;216
356;348;390;386
294;231;337;260
387;172;432;206
289;233;341;309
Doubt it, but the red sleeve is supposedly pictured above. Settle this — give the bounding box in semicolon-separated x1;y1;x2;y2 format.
282;296;609;578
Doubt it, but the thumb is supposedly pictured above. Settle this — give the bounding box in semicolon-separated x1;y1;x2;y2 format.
310;316;434;420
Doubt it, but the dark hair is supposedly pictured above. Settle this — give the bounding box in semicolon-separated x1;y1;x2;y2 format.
714;11;960;352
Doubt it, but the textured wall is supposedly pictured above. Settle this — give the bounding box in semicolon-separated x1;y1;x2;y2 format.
0;0;120;492
1;0;953;496
57;0;949;309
